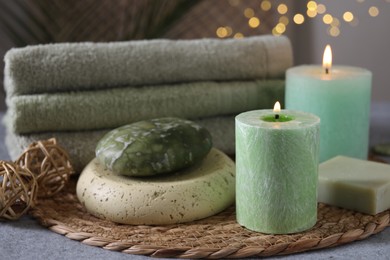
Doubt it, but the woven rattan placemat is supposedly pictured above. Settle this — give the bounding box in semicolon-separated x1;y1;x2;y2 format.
29;177;390;258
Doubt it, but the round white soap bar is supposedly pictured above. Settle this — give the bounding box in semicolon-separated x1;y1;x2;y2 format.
76;148;235;225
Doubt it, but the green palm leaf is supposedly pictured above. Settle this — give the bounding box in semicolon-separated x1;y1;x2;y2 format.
0;0;200;47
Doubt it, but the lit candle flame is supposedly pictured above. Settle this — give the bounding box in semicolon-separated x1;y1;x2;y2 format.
323;44;332;74
273;101;281;113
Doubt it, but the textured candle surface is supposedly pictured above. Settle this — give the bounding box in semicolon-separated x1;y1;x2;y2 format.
285;65;372;162
318;156;390;215
235;110;320;234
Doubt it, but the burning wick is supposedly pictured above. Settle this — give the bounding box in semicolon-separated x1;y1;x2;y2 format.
273;101;281;120
323;44;332;75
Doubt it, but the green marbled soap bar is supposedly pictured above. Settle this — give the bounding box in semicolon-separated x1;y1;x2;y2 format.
96;117;212;176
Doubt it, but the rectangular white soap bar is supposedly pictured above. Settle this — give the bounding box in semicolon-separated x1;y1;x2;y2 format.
318;156;390;215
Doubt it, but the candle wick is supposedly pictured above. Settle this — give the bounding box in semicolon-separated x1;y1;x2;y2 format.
275;114;279;120
325;67;329;74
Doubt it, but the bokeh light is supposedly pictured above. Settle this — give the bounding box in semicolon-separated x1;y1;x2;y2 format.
293;14;305;25
323;14;333;24
307;1;317;11
260;0;271;11
279;16;289;25
234;32;244;39
307;9;317;18
343;11;354;22
225;26;233;36
216;27;228;38
317;4;326;14
277;4;288;15
329;26;340;37
248;17;260;28
218;1;387;39
244;8;254;18
331;17;340;27
275;23;286;34
272;28;281;36
350;17;359;27
368;6;379;17
216;27;232;38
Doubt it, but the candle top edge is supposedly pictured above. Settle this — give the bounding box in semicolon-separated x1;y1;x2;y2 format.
287;65;372;79
235;109;320;129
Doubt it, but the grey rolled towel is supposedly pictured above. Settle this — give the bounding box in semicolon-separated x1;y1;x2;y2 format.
5;80;284;134
6;116;236;173
4;35;292;96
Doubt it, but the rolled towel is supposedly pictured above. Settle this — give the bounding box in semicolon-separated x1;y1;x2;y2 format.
4;35;292;96
5;80;284;134
5;116;235;173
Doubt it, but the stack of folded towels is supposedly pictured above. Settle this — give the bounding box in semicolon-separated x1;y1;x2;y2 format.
3;35;293;172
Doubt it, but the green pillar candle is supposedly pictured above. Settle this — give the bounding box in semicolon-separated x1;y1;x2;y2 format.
285;48;372;162
235;109;320;234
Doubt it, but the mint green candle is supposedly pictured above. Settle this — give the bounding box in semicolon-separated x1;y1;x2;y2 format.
286;65;372;162
235;109;320;234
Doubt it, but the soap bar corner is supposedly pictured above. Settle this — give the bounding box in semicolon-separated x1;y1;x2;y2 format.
318;156;390;215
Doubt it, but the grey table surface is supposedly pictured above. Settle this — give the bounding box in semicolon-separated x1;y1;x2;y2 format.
0;102;389;260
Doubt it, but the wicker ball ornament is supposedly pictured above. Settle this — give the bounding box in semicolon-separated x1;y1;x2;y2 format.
0;161;38;220
16;138;74;198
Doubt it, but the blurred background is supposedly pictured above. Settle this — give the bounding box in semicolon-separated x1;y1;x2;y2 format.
0;0;389;111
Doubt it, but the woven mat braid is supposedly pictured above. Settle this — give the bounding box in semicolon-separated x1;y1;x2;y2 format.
30;178;389;258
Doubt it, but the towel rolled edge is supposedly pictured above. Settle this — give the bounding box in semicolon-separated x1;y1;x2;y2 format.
4;35;292;96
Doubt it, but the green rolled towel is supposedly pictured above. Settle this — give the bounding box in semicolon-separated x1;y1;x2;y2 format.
5;80;284;134
5;116;235;173
4;35;292;96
